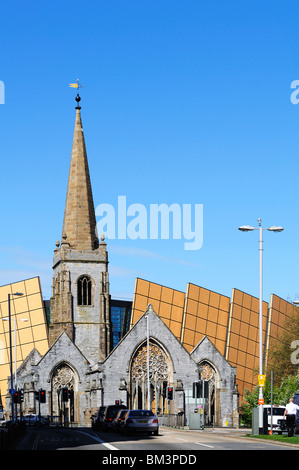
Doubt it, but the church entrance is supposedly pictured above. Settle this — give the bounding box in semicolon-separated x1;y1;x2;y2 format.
130;339;173;414
50;363;78;425
198;361;217;426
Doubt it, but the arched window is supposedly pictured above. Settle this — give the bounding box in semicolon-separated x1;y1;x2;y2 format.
77;276;92;306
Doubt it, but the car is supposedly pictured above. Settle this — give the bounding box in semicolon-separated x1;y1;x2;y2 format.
0;420;12;428
91;406;107;430
111;409;129;433
263;405;286;433
102;404;127;431
293;393;299;434
120;410;159;436
23;414;39;425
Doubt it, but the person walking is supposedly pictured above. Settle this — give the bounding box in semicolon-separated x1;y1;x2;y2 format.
283;398;299;436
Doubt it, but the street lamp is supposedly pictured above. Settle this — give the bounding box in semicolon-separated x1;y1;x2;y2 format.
238;218;284;434
3;317;28;389
146;313;150;409
4;292;24;421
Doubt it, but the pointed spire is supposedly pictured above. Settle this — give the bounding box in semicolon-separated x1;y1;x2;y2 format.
61;98;99;251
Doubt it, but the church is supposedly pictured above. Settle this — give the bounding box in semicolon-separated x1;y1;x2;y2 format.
10;91;239;428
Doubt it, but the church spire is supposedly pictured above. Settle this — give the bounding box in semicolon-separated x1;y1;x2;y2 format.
61;92;99;251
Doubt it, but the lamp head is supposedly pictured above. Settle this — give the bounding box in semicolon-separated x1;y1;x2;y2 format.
238;225;255;232
267;226;284;232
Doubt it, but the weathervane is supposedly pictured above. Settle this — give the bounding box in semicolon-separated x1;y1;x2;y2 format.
69;78;85;109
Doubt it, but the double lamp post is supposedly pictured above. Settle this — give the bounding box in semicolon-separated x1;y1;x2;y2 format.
238;218;284;434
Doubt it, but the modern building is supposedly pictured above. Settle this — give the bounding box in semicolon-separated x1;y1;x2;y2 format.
0;277;49;404
131;278;297;398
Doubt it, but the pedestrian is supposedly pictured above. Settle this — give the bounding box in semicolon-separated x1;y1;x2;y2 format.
283;398;299;436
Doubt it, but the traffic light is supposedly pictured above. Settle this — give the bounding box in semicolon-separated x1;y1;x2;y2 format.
167;386;173;400
62;387;69;402
193;382;200;398
20;388;24;403
35;389;46;402
192;381;209;398
40;389;46;403
13;391;19;404
115;400;120;405
162;381;167;398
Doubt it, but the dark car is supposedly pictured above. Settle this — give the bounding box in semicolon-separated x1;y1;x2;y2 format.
91;406;107;430
102;405;127;431
293;392;299;434
120;410;159;436
111;409;129;433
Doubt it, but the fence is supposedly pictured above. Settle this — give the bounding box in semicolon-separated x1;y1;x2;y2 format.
159;413;185;427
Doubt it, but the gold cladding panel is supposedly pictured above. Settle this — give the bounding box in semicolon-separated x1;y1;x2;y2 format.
0;277;49;403
181;284;230;356
226;288;269;393
131;278;185;341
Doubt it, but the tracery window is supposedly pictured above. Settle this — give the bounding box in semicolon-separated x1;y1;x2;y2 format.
77;275;92;306
51;363;76;423
130;340;171;412
131;342;169;384
198;361;216;426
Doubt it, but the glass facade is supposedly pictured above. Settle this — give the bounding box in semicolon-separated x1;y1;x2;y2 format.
110;299;132;349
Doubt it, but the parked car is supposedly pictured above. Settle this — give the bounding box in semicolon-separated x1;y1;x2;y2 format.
263;405;286;433
102;404;127;431
91;406;107;430
293;392;299;434
23;414;39;425
120;410;159;436
0;420;12;428
111;409;129;433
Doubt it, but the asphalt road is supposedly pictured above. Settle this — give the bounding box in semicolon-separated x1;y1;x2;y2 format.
9;425;299;452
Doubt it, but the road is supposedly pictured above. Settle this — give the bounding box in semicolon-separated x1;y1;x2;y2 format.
10;425;299;452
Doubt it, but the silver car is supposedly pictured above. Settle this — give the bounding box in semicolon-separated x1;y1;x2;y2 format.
120;410;159;436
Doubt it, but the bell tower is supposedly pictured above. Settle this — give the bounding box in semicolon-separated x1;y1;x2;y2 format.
49;88;112;364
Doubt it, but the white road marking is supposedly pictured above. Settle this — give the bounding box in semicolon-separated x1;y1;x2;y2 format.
175;436;214;448
77;430;119;450
195;442;214;448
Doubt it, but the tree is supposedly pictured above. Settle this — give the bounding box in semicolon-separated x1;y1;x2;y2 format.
266;307;299;385
240;375;299;426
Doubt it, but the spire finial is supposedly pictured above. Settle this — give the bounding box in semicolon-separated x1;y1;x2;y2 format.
69;78;85;109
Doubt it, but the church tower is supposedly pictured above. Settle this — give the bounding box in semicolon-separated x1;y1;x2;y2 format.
49;90;111;364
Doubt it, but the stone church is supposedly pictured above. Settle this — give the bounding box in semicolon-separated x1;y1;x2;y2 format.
11;92;239;428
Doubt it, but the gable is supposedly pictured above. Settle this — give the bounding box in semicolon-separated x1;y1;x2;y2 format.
33;332;90;381
191;335;236;378
103;305;197;384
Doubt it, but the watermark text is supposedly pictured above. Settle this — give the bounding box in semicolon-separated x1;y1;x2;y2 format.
96;196;203;251
0;81;4;104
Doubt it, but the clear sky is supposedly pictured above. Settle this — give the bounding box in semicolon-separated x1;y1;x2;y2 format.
1;0;299;305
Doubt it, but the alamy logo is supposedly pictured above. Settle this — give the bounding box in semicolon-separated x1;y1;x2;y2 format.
0;81;4;104
290;80;299;104
96;196;203;250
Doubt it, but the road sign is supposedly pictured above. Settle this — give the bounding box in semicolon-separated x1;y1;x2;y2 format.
258;398;264;405
258;375;266;387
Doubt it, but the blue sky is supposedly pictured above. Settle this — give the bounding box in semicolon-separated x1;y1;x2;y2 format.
1;0;299;305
